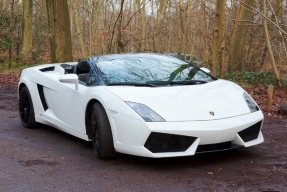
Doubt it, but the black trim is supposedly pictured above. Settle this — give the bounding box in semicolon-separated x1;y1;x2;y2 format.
61;64;75;74
238;121;262;142
196;142;242;153
39;66;55;72
37;84;48;111
144;132;196;153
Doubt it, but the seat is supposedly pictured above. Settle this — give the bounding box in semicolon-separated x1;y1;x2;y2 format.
78;73;89;83
74;60;90;75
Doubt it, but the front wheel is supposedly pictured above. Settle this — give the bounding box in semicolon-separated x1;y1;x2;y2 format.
19;86;38;128
91;103;116;159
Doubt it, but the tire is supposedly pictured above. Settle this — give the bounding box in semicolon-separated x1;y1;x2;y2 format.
19;86;38;128
91;103;116;159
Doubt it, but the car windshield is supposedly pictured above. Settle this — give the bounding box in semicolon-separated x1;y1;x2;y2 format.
93;54;215;85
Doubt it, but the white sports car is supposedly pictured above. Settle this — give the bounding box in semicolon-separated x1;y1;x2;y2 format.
18;53;264;159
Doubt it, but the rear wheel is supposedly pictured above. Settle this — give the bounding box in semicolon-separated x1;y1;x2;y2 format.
19;86;38;128
91;103;116;159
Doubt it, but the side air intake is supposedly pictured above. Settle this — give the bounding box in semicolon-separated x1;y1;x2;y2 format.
144;132;196;153
37;84;48;111
238;121;262;142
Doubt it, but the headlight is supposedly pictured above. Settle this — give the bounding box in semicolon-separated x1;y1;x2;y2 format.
125;102;166;122
243;92;259;113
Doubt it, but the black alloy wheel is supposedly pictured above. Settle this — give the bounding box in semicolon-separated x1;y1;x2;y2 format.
19;86;37;128
91;103;116;159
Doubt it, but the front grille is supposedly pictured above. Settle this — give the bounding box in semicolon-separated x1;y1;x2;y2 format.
196;141;232;153
238;121;262;142
144;132;196;153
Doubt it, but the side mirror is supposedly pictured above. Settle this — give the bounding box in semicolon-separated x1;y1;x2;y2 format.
200;67;211;74
59;74;79;90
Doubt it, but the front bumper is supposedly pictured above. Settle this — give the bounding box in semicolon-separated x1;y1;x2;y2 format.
109;111;264;158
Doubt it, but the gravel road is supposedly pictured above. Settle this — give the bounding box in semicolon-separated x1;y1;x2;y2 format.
0;87;287;192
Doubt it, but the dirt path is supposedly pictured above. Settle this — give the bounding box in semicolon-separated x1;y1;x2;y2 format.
0;87;287;191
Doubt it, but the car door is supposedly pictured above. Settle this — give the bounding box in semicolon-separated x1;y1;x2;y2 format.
43;77;87;134
44;68;101;134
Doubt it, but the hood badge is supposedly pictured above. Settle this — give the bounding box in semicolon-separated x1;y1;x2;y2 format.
209;111;215;116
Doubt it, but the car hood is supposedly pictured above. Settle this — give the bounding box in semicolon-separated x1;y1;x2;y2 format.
104;80;252;121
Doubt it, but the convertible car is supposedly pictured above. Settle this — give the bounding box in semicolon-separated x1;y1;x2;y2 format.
18;53;264;159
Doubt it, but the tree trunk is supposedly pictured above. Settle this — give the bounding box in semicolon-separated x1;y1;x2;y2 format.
188;0;197;62
71;0;86;58
272;0;283;23
116;0;125;53
179;0;186;60
140;0;146;52
46;0;73;63
8;0;15;68
228;0;254;71
202;1;209;63
22;0;32;62
167;1;172;53
89;1;93;56
98;0;105;54
108;0;125;54
263;0;282;87
154;0;167;52
219;0;226;78
211;0;225;76
46;0;55;62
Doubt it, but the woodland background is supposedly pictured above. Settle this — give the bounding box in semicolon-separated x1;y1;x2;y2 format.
0;0;287;87
1;0;287;117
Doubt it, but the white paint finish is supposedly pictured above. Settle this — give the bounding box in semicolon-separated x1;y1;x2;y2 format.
59;74;79;90
18;63;264;158
105;80;251;121
44;85;85;134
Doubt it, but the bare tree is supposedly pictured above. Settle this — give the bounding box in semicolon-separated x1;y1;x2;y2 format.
211;0;225;76
263;0;282;87
22;0;32;62
46;0;73;63
228;0;255;71
71;0;86;58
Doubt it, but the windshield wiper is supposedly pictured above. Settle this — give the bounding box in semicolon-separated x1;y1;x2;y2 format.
107;82;157;87
170;80;207;85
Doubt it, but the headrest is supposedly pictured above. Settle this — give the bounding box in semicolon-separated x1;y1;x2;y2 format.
77;61;90;73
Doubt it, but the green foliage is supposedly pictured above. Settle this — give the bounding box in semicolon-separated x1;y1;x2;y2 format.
224;71;287;87
0;62;35;73
0;4;23;64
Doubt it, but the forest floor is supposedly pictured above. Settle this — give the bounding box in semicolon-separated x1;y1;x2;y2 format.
0;73;287;191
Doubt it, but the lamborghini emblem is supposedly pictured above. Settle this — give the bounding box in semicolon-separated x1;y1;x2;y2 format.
209;111;215;116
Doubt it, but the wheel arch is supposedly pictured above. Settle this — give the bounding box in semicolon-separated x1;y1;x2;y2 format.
18;82;37;106
85;99;117;142
18;83;27;94
85;99;100;139
18;83;38;128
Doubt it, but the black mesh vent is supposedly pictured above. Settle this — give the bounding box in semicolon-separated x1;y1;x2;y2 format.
196;141;233;153
39;66;55;72
37;84;48;111
144;132;196;153
238;121;262;142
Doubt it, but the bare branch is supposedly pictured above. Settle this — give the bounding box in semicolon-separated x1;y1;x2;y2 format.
237;0;287;36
